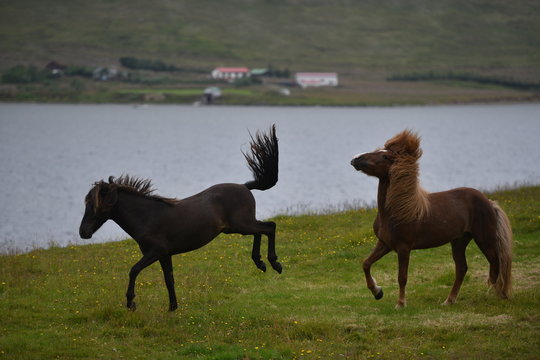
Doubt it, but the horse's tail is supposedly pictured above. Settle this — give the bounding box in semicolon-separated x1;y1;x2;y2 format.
491;200;513;299
243;124;278;191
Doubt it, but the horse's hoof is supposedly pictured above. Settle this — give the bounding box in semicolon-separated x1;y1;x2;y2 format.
374;289;384;300
257;261;267;272
395;301;406;309
128;301;137;311
169;303;178;312
272;262;283;274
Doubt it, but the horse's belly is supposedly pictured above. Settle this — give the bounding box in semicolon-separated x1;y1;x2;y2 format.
412;236;453;249
163;219;223;255
412;221;467;249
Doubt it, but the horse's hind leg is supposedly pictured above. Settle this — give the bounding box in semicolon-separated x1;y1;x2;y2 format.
443;237;471;305
363;240;391;301
251;234;267;272
159;256;178;311
474;235;500;289
233;220;282;274
265;221;282;274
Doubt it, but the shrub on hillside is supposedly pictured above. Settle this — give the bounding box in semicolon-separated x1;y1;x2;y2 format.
2;65;44;83
233;76;262;87
64;66;93;77
119;56;181;72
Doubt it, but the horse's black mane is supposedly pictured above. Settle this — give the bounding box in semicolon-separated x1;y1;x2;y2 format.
99;174;177;203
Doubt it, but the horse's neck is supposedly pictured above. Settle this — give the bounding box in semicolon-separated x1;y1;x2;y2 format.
378;171;431;224
111;191;165;239
376;177;390;217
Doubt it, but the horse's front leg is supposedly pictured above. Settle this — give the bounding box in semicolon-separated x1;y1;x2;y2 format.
363;240;391;300
396;249;411;309
159;256;178;311
126;252;159;311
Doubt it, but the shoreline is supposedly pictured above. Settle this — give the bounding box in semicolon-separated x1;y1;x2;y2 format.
1;96;539;108
2;78;539;107
2;184;538;256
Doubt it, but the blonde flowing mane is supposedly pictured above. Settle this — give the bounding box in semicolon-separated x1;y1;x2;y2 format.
384;130;431;224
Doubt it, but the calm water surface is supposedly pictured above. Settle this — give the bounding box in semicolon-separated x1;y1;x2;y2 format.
1;103;539;252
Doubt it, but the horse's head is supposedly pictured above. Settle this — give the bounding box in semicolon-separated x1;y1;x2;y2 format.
79;177;118;239
351;130;422;178
350;148;395;178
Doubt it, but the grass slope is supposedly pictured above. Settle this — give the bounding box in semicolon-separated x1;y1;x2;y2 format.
2;1;540;105
1;0;539;78
0;186;539;359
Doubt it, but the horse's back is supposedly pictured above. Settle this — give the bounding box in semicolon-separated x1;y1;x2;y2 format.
429;187;496;233
197;183;255;204
402;187;494;249
161;183;256;253
434;187;493;214
183;183;257;220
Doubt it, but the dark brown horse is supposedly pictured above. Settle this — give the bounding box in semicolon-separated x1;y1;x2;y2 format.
351;130;512;308
79;125;281;311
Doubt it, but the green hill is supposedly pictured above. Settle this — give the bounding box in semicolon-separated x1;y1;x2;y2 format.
1;0;539;104
2;0;539;74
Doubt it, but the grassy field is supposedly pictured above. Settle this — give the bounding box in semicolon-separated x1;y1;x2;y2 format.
2;76;538;106
0;186;539;359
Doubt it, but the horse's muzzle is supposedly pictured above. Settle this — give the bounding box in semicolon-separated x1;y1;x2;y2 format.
79;227;93;239
350;156;367;171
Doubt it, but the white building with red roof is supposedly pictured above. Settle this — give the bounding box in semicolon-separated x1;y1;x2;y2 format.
295;72;339;88
211;67;250;80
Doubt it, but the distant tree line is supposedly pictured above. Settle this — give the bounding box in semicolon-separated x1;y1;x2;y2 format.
2;65;44;83
266;64;290;78
64;66;93;77
1;65;93;83
388;71;540;92
232;76;262;87
119;57;184;72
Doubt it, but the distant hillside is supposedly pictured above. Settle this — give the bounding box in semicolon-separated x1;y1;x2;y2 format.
1;0;539;81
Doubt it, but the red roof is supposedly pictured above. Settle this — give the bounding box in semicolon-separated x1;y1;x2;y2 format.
215;67;250;73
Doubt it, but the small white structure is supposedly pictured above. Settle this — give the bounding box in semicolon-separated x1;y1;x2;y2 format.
203;87;222;103
295;72;339;88
211;67;250;80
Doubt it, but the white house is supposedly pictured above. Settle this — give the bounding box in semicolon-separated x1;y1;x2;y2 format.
295;72;339;88
211;67;250;80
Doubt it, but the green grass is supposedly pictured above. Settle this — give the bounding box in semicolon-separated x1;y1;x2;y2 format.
1;186;539;359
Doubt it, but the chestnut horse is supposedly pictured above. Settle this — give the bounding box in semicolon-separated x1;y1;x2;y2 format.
351;130;512;308
79;125;281;311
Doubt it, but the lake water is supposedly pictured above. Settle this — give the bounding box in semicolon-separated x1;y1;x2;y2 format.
1;103;539;253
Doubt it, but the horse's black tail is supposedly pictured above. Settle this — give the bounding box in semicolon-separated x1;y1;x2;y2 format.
243;124;278;191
